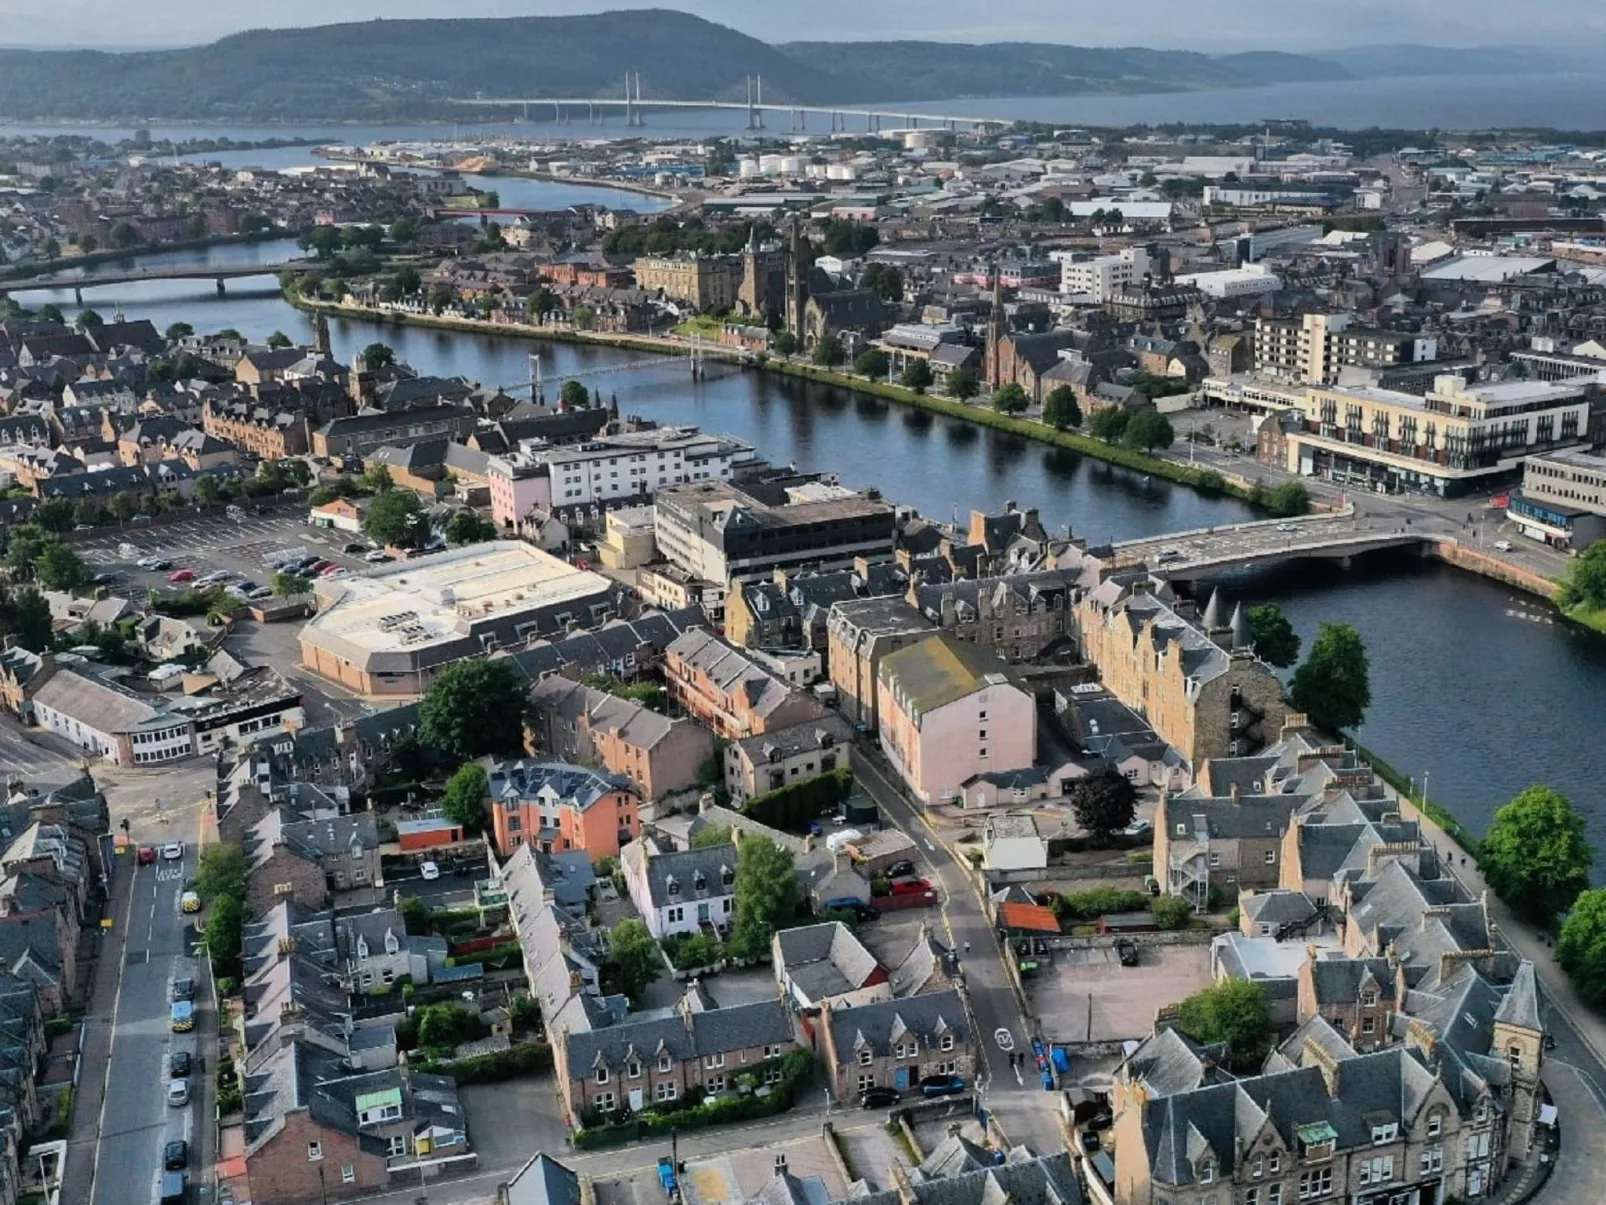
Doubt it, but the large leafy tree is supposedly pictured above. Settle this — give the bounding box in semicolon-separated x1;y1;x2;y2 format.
1123;409;1175;452
1480;785;1592;924
946;368;979;401
1559;540;1606;611
900;359;934;393
36;541;88;591
1247;604;1301;668
1087;407;1129;443
991;383;1029;414
726;835;801;959
205;893;245;979
363;489;425;548
1043;385;1082;430
0;586;52;652
853;348;889;378
607;918;661;1005
1175;979;1272;1072
445;510;498;546
195;843;249;904
440;763;490;831
813;333;846;368
1068;765;1137;837
1289;621;1371;734
1559;889;1606;1005
419;659;528;759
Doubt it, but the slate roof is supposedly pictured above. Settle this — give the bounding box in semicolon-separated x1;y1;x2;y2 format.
825;988;968;1063
889;924;953;997
529;676;677;753
503;1153;584;1205
488;760;634;811
668;628;803;721
733;714;853;766
564;996;794;1073
775;922;883;1002
851;1151;1082;1205
628;842;736;910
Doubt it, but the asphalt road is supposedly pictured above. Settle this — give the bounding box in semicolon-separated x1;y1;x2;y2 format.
90;848;201;1205
0;714;83;781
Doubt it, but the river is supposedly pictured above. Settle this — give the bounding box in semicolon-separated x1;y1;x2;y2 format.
6;234;1604;865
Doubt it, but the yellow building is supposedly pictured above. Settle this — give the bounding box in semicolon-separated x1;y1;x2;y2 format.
634;253;742;311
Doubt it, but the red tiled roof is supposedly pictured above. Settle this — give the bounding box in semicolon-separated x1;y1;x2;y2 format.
997;902;1060;933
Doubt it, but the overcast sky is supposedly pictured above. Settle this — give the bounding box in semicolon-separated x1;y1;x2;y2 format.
6;0;1603;51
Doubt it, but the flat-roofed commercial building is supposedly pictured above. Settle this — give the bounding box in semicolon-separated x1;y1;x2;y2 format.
298;541;616;695
1507;448;1606;548
654;478;895;584
1275;375;1593;497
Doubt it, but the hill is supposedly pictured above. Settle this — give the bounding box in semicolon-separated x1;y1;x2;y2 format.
0;10;1350;123
1314;43;1606;79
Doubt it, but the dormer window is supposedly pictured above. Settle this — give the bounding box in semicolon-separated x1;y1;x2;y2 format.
1426;1112;1443;1139
858;1047;873;1066
667;877;680;898
627;1061;642;1078
384;932;399;956
1198;1160;1214;1184
694;871;707;893
1508;1044;1522;1068
595;1066;609;1084
1361;989;1378;1007
1371;1122;1398;1144
940;1033;955;1052
657;1052;673;1073
721;865;734;888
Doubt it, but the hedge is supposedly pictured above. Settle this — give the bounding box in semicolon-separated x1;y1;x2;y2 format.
1049;887;1152;921
573;1050;812;1148
740;767;854;832
411;1040;554;1084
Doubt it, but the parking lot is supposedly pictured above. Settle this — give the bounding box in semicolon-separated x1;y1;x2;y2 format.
73;511;375;595
1028;941;1213;1044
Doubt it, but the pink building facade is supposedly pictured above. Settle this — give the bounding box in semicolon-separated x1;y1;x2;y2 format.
875;635;1036;805
488;459;552;529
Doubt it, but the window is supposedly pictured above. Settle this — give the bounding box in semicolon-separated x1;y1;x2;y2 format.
1508;1044;1523;1068
705;1053;724;1068
1420;1145;1443;1174
1297;1168;1331;1199
940;1033;955;1052
655;1081;678;1102
764;1066;785;1085
1252;1156;1263;1179
1356;1156;1393;1186
628;1061;642;1079
341;1164;356;1184
1370;1123;1397;1145
1361;1017;1375;1035
1264;850;1277;864
1268;1155;1281;1175
308;1143;323;1162
596;1092;616;1112
1268;1187;1282;1205
1426;1112;1442;1139
596;1067;610;1084
1245;1190;1260;1205
658;1053;673;1073
857;1073;876;1092
858;1048;874;1066
1209;853;1221;868
1199;1160;1214;1184
388;1136;409;1158
1361;989;1378;1007
764;1044;783;1058
1176;823;1187;836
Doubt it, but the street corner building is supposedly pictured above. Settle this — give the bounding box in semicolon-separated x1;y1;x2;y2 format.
297;540;618;696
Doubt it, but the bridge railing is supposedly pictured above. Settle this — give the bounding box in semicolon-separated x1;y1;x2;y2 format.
1111;503;1355;550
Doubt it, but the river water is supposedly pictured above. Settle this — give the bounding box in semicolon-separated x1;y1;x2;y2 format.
5;211;1603;864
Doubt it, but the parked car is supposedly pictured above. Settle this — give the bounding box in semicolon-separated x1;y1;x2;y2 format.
1156;548;1183;563
169;1051;191;1078
1115;938;1140;968
319;564;346;577
169;1002;194;1033
886;860;917;880
162;842;184;861
164;1139;189;1170
309;560;334;574
820;898;877;922
363;550;393;563
1079;1130;1102;1155
180;891;201;914
343;542;370;554
890;879;932;896
167;569;196;583
1123;819;1152;838
919;1075;965;1098
1494;540;1513;551
420;861;441;881
167;1079;190;1107
137;846;157;865
197;571;232;585
171;978;194;1003
160;1171;187;1205
247;586;273;600
859;1086;900;1109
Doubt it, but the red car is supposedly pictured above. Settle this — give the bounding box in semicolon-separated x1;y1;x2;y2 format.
167;569;196;583
890;879;933;896
136;846;157;865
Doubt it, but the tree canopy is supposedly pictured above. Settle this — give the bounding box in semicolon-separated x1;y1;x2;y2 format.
1480;785;1592;923
419;658;528;759
363;488;425;548
946;368;979;401
1043;385;1082;430
900;359;934;393
360;341;396;370
853;348;890;379
1123;409;1175;452
1559;540;1606;612
440;762;490;831
812;333;845;368
726;835;801;959
1175;978;1273;1071
272;571;312;597
991;383;1029;414
1068;766;1138;837
1289;621;1371;734
1087;407;1129;443
1247;604;1301;668
1559;888;1606;1006
445;510;498;546
558;380;590;409
607;918;661;1005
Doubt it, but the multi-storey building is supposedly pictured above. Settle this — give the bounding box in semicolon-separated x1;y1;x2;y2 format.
819;989;974;1100
633;253;743;311
1276;375;1593;497
724;713;853;802
1506;447;1606;548
1077;582;1288;772
1055;246;1154;302
654;477;895;585
662;629;826;740
310;403;475;459
526;676;713;802
485;760;641;861
620;839;737;939
1253;313;1436;385
825;597;937;731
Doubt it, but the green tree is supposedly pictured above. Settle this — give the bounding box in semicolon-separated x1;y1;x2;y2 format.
1246;604;1301;668
360;464;394;495
813;333;846;368
1087;407;1129;443
1559;889;1606;1005
36;542;88;590
417;1003;488;1049
108;491;138;524
38;304;64;325
193;475;224;507
419;658;528;759
947;368;979;400
900;359;934;393
0;585;53;652
991;383;1029;414
108;221;140;248
389;217;419;244
360;341;396;370
75;308;104;332
1175;978;1272;1071
607;918;661;1006
774;331;798;357
526;287;557;321
205;893;245;978
31;497;74;533
266;330;292;349
691;824;734;849
853;348;890;378
860;262;903;302
1123;409;1175;452
726;835;801;959
446;510;498;546
392;266;422;296
1068;765;1138;837
302;226;342;259
1266;481;1311;517
1042;385;1082;430
440;763;490;831
1150;895;1194;929
1480;786;1593;924
195;843;249;903
1289;622;1371;734
363;489;425;548
559;380;590;409
1558;540;1606;611
165;321;193;340
41;237;60;260
273;571;311;597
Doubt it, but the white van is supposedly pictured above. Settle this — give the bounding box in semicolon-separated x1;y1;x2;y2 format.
825;829;863;853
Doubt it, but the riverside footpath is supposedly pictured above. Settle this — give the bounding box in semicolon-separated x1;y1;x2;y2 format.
1396;790;1606;1203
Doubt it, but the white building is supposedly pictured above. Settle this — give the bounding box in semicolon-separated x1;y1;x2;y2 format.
980;814;1048;872
1172;264;1284;300
620;839;737;939
1056;246;1153;301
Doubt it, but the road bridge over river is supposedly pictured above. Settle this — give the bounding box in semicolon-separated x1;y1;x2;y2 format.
1110;508;1427;580
7;260;319;302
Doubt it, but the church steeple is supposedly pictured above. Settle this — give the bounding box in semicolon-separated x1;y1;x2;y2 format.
985;265;1005;389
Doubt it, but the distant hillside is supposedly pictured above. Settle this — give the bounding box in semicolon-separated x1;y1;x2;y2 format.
0;9;1351;123
1314;43;1606;78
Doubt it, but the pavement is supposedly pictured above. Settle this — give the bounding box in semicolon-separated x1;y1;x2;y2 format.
0;713;84;781
72;510;372;583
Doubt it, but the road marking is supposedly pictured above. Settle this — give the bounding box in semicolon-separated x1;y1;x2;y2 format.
86;860;140;1205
